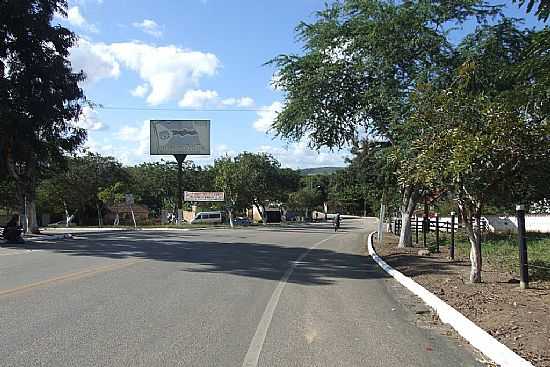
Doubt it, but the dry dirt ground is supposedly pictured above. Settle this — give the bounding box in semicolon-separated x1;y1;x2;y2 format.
373;234;550;367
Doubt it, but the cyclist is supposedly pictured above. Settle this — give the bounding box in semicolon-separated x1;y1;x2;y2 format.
334;213;341;232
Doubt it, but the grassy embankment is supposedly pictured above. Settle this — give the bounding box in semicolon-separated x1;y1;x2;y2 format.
421;230;550;281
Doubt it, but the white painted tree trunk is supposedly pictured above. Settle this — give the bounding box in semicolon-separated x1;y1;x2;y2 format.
458;199;482;283
398;186;418;248
27;198;39;233
254;203;267;225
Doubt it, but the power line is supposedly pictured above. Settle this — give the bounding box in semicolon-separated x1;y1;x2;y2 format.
97;105;274;112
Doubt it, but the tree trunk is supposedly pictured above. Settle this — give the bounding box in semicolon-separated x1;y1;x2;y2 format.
228;209;234;228
14;182;39;233
254;203;266;225
260;204;268;226
96;203;103;227
458;199;482;283
27;197;39;233
63;201;71;227
398;186;418;248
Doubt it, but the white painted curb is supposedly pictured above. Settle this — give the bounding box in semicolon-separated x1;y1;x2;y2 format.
367;231;534;367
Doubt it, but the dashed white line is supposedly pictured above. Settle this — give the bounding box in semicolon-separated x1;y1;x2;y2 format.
241;233;339;367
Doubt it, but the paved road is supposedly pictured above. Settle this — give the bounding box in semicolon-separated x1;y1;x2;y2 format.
0;219;481;366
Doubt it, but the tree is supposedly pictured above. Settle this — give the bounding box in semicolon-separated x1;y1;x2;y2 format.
270;0;499;247
332;140;399;217
288;188;324;219
237;152;288;224
37;153;129;226
126;160;212;218
406;21;550;282
513;0;550;21
212;156;249;227
0;1;87;232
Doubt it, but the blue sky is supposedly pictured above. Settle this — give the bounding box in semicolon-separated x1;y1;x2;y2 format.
56;0;545;168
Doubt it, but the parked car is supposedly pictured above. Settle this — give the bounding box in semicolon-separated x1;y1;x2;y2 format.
283;212;298;221
189;211;223;224
233;217;252;226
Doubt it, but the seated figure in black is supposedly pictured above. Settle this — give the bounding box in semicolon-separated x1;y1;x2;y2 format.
3;214;24;244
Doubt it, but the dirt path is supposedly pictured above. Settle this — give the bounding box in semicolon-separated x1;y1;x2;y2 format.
374;234;550;367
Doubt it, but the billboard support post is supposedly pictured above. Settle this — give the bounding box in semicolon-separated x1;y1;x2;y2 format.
175;154;187;225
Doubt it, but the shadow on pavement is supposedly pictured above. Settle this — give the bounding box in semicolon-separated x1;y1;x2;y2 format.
5;231;387;286
378;252;465;277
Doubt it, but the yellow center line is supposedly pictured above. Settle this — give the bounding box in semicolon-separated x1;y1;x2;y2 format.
0;259;145;298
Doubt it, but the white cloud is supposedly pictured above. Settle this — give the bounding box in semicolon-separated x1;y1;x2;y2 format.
67;6;86;26
108;42;220;105
117;120;151;158
253;101;282;132
73;106;105;131
69;40;220;105
60;6;99;33
179;89;219;107
257;140;349;169
131;83;150;98
70;39;120;83
132;19;163;38
222;96;255;107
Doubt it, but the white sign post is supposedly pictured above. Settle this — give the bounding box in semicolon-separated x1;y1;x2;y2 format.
150;120;211;225
125;194;137;229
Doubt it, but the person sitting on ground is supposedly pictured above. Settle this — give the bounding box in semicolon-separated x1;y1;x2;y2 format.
2;214;24;244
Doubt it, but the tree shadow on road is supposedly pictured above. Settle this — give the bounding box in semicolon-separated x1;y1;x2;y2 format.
378;252;467;278
6;232;388;285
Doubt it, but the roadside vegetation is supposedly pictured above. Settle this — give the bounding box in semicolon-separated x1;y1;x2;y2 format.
419;231;550;281
1;0;548;282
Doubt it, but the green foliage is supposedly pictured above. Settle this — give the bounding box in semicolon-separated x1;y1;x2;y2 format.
0;0;87;212
270;0;498;148
37;153;128;225
212;155;249;212
405;21;550;211
126;160;211;216
98;182;132;207
287;188;324;213
513;0;550;21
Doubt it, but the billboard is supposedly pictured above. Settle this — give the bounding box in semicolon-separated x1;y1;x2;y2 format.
150;120;210;155
184;192;225;202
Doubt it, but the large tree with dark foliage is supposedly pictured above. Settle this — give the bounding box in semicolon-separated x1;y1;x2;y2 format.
270;0;500;247
0;0;86;232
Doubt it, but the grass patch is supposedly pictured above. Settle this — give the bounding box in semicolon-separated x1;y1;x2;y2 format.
420;230;550;281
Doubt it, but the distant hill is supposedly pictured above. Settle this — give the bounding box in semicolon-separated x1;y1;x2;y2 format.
299;167;345;176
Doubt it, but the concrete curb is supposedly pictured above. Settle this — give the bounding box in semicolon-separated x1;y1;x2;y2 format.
367;231;534;367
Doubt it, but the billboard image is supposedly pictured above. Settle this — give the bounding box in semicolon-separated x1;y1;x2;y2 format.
184;192;225;202
150;120;211;155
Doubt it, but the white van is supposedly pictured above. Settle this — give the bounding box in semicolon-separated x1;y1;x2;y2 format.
189;211;223;225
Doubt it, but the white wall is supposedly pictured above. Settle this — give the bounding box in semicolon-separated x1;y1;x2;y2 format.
506;215;550;233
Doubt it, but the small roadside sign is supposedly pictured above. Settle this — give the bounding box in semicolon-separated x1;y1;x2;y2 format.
125;193;134;206
184;191;225;202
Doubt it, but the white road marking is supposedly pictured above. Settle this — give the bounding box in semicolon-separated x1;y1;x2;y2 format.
241;233;339;367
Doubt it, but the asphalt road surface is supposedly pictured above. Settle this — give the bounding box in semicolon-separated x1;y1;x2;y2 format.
0;218;482;366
